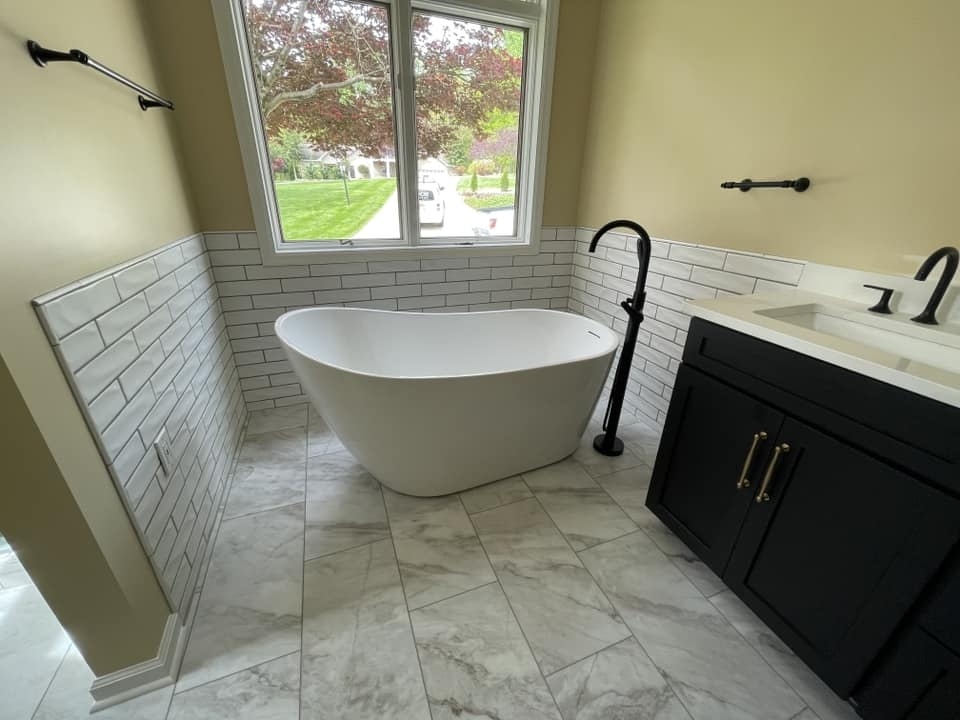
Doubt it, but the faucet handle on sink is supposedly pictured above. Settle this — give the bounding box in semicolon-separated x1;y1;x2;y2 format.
863;284;894;314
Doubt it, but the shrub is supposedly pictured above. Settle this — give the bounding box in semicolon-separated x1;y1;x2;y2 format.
470;170;479;193
500;170;510;192
467;159;496;176
357;164;371;179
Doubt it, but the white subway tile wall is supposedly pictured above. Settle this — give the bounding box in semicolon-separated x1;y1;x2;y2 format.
568;228;805;426
33;234;247;617
207;228;576;411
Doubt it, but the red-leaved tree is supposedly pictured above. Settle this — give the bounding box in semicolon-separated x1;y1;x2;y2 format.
244;0;522;160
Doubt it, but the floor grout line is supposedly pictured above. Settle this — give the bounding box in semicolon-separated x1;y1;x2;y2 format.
460;497;566;719
381;482;435;720
28;642;72;720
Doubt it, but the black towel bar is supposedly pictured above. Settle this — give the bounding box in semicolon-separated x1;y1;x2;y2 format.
721;177;810;192
27;40;174;111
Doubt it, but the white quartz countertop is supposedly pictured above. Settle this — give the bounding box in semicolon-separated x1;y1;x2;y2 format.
685;289;960;410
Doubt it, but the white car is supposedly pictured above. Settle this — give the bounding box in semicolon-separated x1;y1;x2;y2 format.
418;184;445;226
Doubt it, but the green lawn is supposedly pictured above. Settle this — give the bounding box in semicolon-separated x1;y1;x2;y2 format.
457;174;515;193
274;179;395;241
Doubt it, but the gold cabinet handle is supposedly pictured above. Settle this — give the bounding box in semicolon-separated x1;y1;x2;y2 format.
736;431;768;489
756;443;790;503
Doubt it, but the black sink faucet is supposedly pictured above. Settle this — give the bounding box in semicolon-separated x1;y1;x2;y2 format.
588;220;653;456
911;246;958;325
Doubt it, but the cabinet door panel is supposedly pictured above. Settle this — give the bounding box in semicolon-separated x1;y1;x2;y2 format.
726;418;960;696
646;365;784;575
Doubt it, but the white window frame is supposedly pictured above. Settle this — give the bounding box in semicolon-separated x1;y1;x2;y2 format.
211;0;559;264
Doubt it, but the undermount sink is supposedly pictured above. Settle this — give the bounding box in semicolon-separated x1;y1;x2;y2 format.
755;303;960;375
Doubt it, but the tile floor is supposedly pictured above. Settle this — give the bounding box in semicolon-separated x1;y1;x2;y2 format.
14;405;860;720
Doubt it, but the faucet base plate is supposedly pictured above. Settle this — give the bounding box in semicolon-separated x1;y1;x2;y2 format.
593;433;624;457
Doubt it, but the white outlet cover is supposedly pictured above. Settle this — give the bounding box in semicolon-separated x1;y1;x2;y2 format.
154;428;172;477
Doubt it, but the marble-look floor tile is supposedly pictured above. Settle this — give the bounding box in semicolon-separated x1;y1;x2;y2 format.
580;532;805;720
0;556;31;589
616;421;664;466
522;459;637;551
239;427;306;465
225;459;305;520
597;465;725;598
710;591;857;720
410;583;561;720
225;428;306;520
573;422;646;478
472;498;629;674
546;637;691;720
177;503;303;692
459;475;532;513
32;645;173;720
169;652;299;720
305;452;389;559
301;540;430;720
0;585;71;720
246;405;308;435
383;489;495;609
307;406;341;457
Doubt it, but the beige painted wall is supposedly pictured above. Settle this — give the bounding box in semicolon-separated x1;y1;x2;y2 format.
147;0;600;230
579;0;960;274
0;0;196;672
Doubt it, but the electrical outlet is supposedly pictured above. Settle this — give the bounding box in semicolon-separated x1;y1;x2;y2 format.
154;428;173;477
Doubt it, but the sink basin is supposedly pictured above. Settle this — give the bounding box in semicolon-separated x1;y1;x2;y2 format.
755;303;960;375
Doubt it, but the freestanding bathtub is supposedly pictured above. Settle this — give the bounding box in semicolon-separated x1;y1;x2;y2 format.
275;307;618;496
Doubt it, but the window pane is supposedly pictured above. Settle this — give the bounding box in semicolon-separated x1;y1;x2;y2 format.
412;12;525;240
242;0;401;243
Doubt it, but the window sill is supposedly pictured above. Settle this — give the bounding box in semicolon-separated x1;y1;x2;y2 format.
261;237;543;265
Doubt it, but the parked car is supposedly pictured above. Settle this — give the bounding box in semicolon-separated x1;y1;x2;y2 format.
418;183;445;226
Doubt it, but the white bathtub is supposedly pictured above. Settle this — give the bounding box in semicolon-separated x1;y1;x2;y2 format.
275;308;617;496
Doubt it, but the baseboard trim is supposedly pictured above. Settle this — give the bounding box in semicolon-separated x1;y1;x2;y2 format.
89;613;187;710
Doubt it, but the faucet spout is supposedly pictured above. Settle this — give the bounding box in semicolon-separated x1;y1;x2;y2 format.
911;246;958;325
589;219;653;314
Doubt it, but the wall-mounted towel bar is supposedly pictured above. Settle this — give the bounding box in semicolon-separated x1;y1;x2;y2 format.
721;177;810;192
27;40;174;111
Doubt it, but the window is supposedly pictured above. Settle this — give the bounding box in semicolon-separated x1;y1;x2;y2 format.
212;0;558;261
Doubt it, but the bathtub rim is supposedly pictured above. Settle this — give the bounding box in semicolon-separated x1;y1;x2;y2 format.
274;306;619;382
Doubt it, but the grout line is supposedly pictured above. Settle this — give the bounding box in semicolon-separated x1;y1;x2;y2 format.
462;492;535;516
460;495;565;719
170;649;302;701
380;481;435;720
706;591;825;717
29;642;72;720
298;406;309;720
408;580;500;613
571;528;697;720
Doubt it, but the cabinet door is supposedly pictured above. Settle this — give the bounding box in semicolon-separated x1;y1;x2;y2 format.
725;418;960;696
646;365;784;575
856;629;960;720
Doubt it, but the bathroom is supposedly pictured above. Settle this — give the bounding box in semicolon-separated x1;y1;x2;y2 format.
1;0;958;718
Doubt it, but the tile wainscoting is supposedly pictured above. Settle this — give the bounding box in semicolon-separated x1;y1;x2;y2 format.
205;227;806;425
568;228;806;425
205;229;577;410
33;235;247;618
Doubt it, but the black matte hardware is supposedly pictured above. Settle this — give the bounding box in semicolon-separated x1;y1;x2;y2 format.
910;246;958;325
721;177;811;193
27;40;174;111
863;284;894;314
588;219;653;457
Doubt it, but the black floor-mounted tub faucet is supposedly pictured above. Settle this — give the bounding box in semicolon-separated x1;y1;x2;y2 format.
588;220;653;456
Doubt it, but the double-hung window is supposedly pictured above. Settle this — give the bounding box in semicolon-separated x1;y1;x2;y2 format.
212;0;558;262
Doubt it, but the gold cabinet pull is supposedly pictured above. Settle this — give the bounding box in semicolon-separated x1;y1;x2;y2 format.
736;431;768;489
756;443;790;503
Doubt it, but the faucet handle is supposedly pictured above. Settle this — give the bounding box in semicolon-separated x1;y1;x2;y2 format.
863;284;894;314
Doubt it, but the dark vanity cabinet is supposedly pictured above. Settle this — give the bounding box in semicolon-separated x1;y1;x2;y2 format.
646;319;960;715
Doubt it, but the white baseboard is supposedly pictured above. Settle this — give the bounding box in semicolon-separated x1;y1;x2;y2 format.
89;613;187;710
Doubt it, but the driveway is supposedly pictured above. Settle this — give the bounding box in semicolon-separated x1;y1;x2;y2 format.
353;179;512;239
